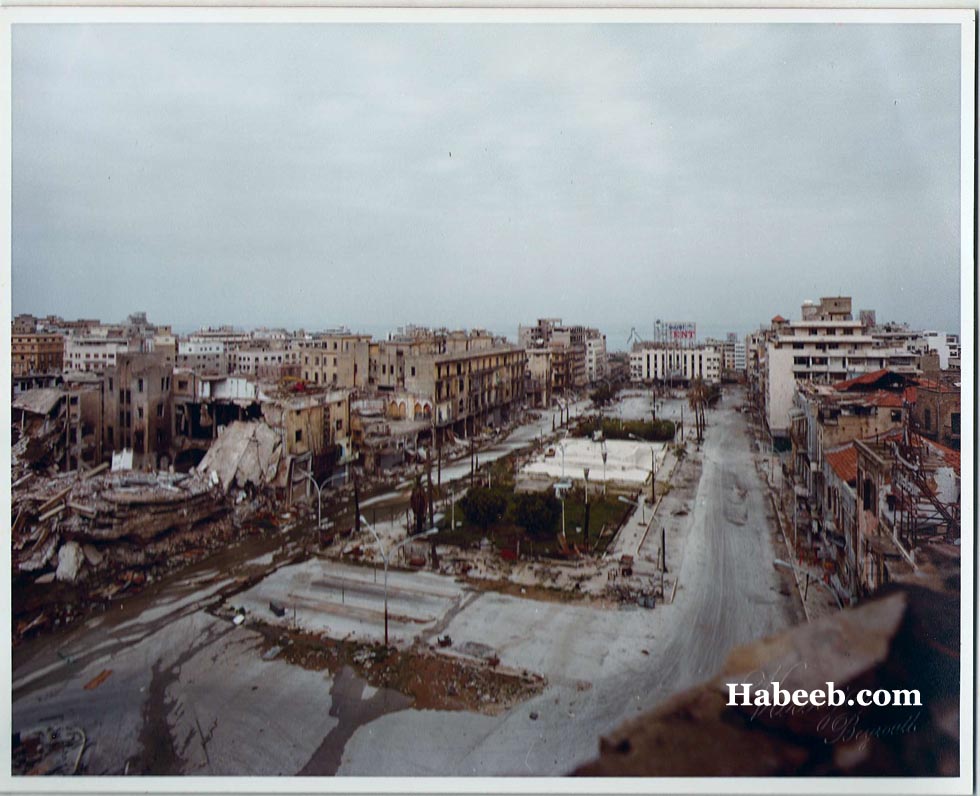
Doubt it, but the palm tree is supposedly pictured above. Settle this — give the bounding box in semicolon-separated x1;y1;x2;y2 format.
688;378;708;442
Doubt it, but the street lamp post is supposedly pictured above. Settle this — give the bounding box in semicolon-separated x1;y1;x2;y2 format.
601;444;608;497
296;469;326;537
360;515;437;649
628;433;656;504
651;448;656;504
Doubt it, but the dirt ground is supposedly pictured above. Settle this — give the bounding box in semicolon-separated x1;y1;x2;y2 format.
245;619;545;715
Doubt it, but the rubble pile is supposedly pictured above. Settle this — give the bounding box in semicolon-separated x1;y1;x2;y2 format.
11;469;243;640
13;470;229;580
196;420;283;493
11;388;69;479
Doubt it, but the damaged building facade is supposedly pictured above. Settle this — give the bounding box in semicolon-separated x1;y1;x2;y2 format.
780;366;960;605
103;352;175;471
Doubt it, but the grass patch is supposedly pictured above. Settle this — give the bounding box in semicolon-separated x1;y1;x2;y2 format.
434;486;629;559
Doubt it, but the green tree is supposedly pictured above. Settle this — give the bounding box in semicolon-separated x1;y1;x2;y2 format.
460;486;508;534
410;476;427;535
511;492;562;539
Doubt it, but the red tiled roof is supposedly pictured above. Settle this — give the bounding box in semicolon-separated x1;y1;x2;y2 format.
825;444;858;484
832;369;891;391
771;315;787;323
915;378;959;394
865;390;904;408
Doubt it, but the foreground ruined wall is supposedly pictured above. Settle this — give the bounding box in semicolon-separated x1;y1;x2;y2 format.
575;577;959;777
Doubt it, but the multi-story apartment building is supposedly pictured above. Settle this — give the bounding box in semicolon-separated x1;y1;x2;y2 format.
62;313;171;374
524;348;553;408
431;341;526;438
64;332;135;373
367;327;526;439
12;332;64;376
706;334;747;381
517;318;563;348
764;297;916;444
790;370;911;502
518;318;603;390
151;331;177;370
12;314;38;334
910;331;960;370
103;351;174;470
584;329;609;384
187;326;253;349
176;339;229;375
230;346;301;381
629;342;722;385
298;331;372;389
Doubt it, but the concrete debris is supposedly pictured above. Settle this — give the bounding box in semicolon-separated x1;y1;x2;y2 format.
56;542;85;583
13;388;65;417
81;544;104;567
197;421;282;493
12;724;87;775
111;450;134;472
262;645;282;661
9;462;277;642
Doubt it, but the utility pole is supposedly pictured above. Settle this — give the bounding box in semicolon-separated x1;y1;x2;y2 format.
583;467;590;545
426;445;434;528
353;471;361;534
650;448;656;503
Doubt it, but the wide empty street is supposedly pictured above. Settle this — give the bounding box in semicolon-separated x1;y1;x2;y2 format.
12;388;801;776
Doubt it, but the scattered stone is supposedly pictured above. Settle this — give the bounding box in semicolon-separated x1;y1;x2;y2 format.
529;711;539;721
55;542;84;583
81;544;104;567
262;645;282;661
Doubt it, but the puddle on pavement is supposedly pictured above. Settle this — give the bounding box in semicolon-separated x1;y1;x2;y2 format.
298;665;411;775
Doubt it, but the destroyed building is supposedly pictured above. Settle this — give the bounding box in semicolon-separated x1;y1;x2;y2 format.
12;378;104;477
854;431;960;595
102;352;174;471
172;372;264;471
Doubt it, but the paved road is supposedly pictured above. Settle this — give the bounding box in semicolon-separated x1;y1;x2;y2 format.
638;388;803;694
11;388;800;777
336;388;803;775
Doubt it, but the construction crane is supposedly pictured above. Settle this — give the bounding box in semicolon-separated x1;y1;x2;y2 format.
626;327;644;348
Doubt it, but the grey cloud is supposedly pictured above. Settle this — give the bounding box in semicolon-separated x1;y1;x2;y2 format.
12;22;963;344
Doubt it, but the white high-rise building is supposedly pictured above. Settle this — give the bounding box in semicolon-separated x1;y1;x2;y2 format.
630;343;722;385
585;329;608;383
765;297;916;442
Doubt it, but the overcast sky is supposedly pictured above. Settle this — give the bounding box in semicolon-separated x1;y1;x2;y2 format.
12;22;964;348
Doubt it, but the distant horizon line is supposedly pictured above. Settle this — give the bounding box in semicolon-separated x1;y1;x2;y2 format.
11;311;962;352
